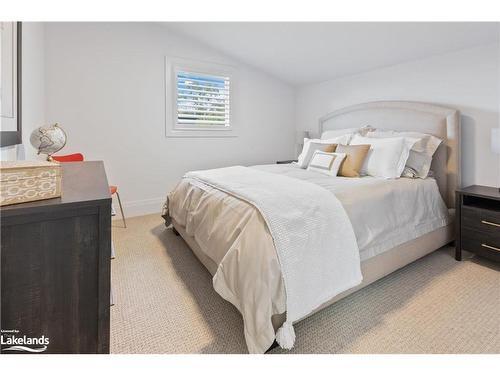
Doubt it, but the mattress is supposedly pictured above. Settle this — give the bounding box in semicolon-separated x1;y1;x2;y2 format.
253;164;451;260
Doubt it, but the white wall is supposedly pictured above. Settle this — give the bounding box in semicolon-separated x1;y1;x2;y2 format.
23;24;499;216
0;22;45;161
295;43;500;188
44;23;296;216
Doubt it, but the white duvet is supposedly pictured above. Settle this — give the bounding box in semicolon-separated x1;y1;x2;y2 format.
254;164;451;260
185;166;362;350
164;163;451;353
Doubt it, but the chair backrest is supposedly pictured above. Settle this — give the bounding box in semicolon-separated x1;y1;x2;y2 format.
52;153;85;162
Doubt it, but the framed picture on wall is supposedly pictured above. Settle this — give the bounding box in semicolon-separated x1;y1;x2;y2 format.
1;22;22;147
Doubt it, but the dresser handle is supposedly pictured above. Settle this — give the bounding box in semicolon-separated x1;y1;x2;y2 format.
481;244;500;252
481;220;500;228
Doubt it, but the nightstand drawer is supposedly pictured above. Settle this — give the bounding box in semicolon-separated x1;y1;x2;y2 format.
461;206;500;237
461;227;500;262
456;186;500;262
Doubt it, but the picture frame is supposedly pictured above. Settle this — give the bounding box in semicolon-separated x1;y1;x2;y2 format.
0;22;22;147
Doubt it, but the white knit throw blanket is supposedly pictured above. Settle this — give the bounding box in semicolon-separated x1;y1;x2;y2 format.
186;166;362;350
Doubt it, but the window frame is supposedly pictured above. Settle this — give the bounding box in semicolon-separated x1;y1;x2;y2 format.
165;57;236;138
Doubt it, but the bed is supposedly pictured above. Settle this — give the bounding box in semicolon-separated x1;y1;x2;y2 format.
162;101;461;353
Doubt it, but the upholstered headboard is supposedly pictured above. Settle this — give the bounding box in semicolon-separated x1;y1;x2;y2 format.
319;101;461;208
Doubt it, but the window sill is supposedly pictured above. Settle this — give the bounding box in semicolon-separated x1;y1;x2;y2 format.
166;129;238;138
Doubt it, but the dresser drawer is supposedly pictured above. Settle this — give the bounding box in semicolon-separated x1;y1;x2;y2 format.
461;206;500;237
461;227;500;262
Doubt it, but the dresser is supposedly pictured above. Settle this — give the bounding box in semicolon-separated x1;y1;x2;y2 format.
1;161;112;353
455;185;500;262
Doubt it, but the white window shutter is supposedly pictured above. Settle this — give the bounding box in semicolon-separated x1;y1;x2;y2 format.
176;71;230;128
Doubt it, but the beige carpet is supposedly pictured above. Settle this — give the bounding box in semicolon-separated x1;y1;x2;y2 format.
110;214;500;354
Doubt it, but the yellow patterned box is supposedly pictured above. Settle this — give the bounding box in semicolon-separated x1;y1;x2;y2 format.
0;161;62;206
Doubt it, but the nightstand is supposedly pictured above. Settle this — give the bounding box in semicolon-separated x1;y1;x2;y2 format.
276;160;297;164
455;185;500;262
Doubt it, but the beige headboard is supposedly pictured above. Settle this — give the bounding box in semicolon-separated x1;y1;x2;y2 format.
319;101;461;208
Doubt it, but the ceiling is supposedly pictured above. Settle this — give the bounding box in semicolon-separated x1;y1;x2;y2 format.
165;22;499;86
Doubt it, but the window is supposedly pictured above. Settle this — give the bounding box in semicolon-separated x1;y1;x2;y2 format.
176;71;230;128
166;57;235;137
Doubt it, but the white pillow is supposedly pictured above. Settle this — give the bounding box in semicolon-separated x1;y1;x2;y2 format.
297;134;351;168
350;134;418;179
366;130;442;178
307;151;346;176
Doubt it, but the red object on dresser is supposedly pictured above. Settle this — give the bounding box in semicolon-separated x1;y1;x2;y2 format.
51;153;84;162
52;153;126;228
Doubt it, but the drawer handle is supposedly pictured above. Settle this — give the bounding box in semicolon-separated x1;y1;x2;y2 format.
481;244;500;252
481;220;500;228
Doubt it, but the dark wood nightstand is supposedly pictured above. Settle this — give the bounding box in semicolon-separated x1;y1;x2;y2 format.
276;160;297;164
455;185;500;262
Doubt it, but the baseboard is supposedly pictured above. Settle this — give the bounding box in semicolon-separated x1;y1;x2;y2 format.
112;197;164;219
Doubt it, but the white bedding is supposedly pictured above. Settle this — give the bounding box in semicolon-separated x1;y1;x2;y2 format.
185;166;362;349
164;163;451;353
253;163;451;261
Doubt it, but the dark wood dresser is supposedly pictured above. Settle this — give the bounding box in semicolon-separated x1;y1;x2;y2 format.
1;161;111;353
456;185;500;262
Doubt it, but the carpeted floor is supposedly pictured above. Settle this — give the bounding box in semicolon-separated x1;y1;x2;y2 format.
110;214;500;354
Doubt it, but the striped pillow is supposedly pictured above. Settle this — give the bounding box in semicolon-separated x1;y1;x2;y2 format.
307;151;346;176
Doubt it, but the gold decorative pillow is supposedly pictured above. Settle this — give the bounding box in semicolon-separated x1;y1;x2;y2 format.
322;143;337;153
336;144;370;177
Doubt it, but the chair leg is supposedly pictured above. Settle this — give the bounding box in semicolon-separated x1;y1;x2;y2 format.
116;191;127;228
